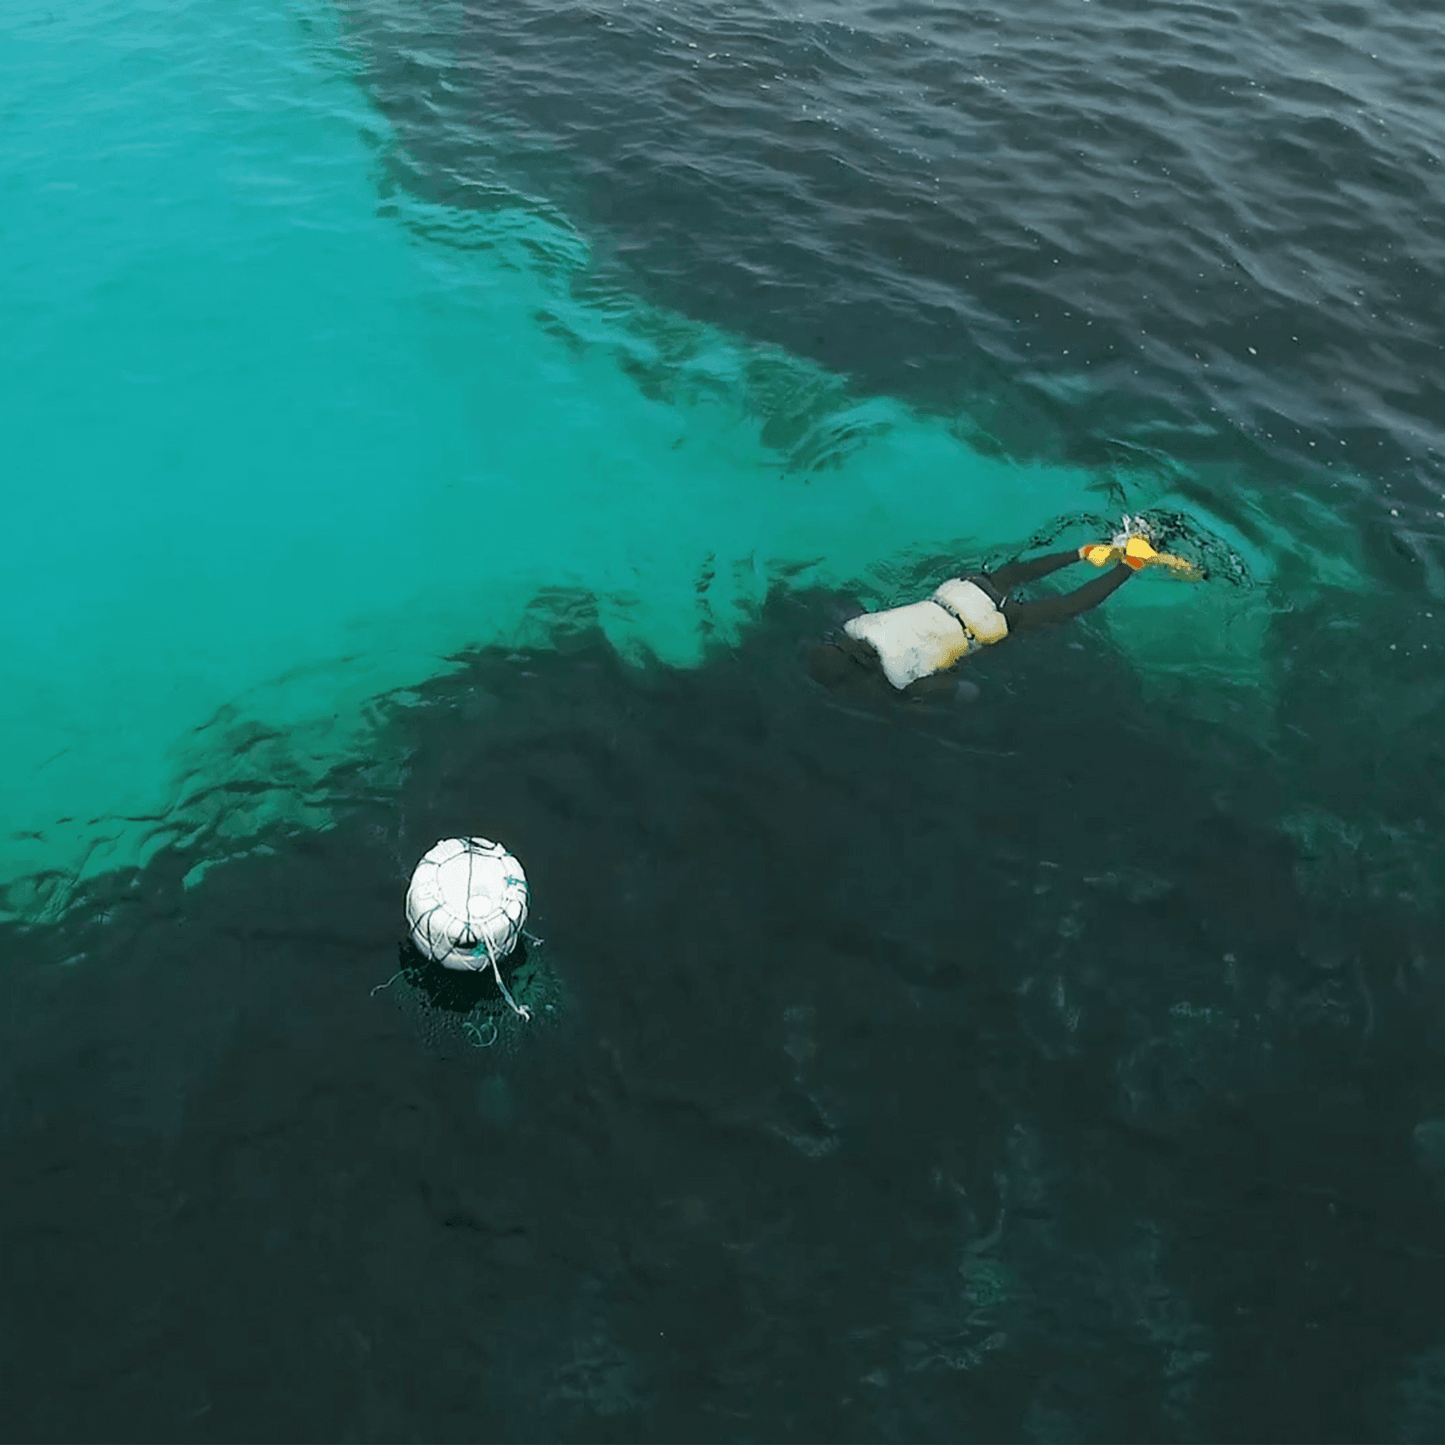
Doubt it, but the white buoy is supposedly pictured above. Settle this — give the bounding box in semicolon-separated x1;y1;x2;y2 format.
405;837;532;1019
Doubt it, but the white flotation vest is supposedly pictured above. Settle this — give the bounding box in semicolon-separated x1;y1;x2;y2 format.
843;577;1009;691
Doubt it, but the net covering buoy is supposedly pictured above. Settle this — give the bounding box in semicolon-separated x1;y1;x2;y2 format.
406;837;529;972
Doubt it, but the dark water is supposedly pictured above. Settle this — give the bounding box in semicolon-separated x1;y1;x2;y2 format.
343;0;1445;510
6;0;1445;1439
5;591;1445;1440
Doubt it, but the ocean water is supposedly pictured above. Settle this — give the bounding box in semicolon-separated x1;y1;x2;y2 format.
2;0;1444;1439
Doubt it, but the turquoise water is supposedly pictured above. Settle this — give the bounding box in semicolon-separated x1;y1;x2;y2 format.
8;2;1445;1439
0;0;1304;919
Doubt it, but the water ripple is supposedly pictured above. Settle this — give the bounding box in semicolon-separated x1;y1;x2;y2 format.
341;0;1445;509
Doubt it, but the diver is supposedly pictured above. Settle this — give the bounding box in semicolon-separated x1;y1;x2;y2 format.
810;517;1195;697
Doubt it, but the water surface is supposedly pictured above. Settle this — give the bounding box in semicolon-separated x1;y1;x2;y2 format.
2;0;1444;1439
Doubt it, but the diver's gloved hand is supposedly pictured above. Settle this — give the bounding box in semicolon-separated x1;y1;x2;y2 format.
1078;542;1123;567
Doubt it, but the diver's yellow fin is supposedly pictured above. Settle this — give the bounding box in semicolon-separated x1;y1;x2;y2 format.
1154;551;1203;579
1123;535;1158;569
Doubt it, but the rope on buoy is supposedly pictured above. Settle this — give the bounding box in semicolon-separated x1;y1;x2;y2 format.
471;907;532;1022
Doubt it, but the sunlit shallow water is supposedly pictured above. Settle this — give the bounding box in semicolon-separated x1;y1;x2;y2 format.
0;0;1266;915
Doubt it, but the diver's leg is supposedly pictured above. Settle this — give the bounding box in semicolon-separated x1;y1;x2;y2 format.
1003;563;1133;636
985;549;1086;595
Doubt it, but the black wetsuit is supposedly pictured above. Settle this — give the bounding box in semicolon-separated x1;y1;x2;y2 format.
980;549;1133;634
811;550;1134;695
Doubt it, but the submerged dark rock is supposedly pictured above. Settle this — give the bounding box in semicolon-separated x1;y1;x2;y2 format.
2;588;1441;1440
